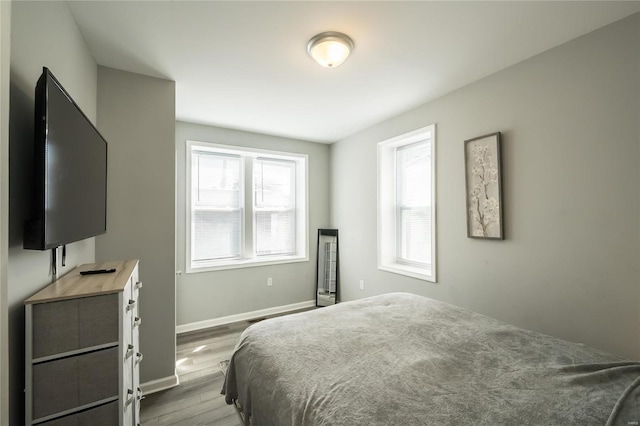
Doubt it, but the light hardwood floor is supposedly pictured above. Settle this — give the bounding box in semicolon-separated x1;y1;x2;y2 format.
140;321;250;426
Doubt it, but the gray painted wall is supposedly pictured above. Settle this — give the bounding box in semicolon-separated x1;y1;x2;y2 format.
175;121;330;326
1;1;11;424
330;14;640;360
8;2;98;424
96;67;176;384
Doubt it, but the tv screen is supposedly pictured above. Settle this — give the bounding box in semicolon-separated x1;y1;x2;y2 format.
24;67;107;250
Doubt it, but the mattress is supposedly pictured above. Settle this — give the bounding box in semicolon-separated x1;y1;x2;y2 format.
222;292;640;425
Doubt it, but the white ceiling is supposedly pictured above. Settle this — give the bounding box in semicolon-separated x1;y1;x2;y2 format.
67;1;640;144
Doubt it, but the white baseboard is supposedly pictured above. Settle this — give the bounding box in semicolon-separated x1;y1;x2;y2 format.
176;299;316;335
140;373;180;396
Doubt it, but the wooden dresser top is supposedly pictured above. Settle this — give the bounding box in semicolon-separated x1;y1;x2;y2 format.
25;259;139;304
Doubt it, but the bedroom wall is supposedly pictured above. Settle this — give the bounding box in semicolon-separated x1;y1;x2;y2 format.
175;121;330;327
8;2;98;423
0;2;11;424
96;67;177;386
331;14;640;359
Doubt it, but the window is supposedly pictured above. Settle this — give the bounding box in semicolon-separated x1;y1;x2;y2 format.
253;158;296;256
187;141;308;272
378;125;436;281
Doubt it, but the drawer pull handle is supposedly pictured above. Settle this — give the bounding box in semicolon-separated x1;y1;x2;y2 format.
137;387;145;401
135;281;143;290
125;389;134;408
136;352;144;364
126;300;136;311
134;317;142;327
126;344;134;358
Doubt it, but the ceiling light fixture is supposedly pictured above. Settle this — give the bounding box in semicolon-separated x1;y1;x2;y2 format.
307;31;354;68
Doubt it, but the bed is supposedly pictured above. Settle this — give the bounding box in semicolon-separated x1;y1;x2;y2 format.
221;292;640;425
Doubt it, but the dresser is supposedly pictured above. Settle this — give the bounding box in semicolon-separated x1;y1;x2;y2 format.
24;260;142;425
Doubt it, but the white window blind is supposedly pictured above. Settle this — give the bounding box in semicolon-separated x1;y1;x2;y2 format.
396;141;431;266
254;158;296;256
192;152;242;262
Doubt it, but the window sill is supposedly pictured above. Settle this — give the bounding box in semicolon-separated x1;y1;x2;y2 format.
378;263;435;282
187;255;309;274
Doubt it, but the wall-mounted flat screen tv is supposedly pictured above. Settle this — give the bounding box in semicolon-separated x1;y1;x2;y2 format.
24;67;108;250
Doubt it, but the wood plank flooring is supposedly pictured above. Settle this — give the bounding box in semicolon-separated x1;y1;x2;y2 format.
140;321;250;426
141;308;313;425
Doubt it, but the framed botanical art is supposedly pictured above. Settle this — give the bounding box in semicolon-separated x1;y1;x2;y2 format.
464;132;504;239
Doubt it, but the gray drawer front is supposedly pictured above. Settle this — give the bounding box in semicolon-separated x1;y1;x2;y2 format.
32;347;119;420
38;400;118;426
32;294;118;359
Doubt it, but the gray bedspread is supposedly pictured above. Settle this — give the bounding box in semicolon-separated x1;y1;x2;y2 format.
222;292;640;425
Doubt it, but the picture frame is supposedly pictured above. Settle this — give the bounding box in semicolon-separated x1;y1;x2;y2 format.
464;132;504;239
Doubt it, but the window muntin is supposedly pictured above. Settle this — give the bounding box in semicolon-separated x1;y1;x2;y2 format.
187;141;308;272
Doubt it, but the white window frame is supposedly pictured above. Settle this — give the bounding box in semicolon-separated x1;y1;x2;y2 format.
186;140;308;273
377;125;436;282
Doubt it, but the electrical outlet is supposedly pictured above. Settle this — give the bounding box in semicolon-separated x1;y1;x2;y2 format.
267;277;273;287
359;280;364;290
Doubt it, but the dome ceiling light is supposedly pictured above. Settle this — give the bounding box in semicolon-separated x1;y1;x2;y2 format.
307;31;354;68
